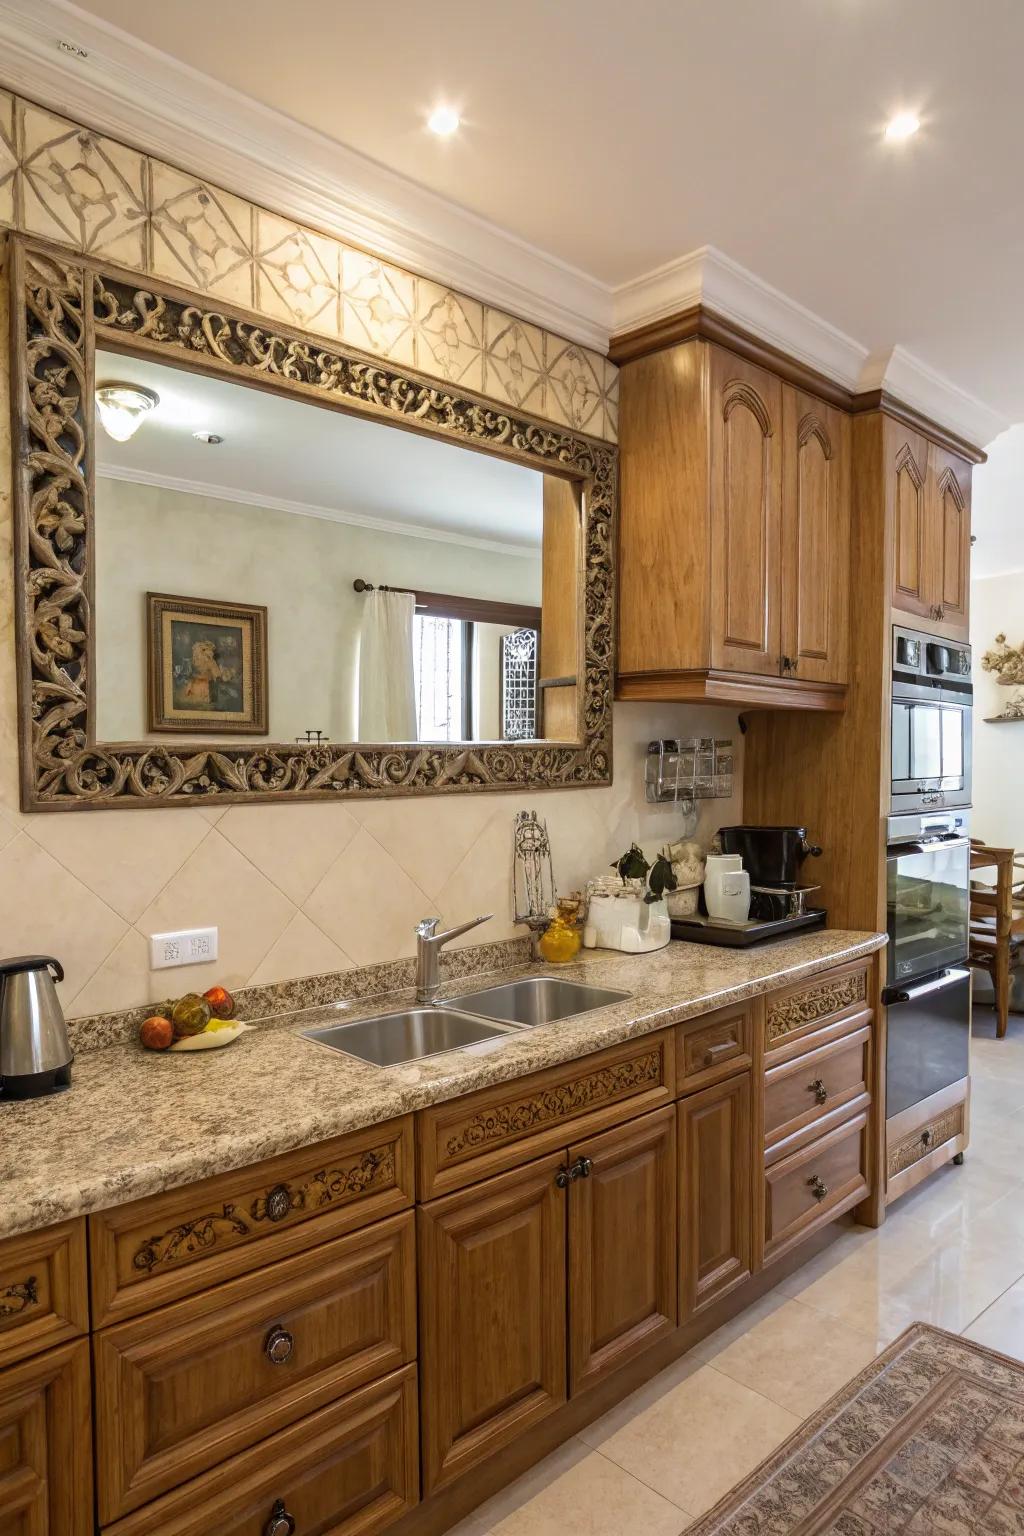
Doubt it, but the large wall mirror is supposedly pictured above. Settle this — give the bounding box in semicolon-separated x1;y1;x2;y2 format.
12;240;615;810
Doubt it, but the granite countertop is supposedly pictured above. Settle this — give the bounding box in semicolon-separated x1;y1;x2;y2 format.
0;930;885;1239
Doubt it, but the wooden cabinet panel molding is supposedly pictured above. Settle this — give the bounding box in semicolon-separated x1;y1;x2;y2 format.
0;1218;88;1369
0;1339;93;1536
678;1073;753;1317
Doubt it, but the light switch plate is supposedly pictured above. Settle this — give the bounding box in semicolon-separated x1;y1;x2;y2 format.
149;927;219;970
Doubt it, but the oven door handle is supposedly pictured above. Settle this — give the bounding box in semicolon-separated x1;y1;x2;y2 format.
887;836;971;855
885;967;970;1005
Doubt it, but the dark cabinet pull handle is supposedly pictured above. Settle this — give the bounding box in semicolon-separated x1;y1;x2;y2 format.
808;1078;828;1105
555;1165;574;1189
921;1128;933;1148
573;1156;593;1180
264;1325;295;1365
807;1174;829;1202
264;1500;296;1536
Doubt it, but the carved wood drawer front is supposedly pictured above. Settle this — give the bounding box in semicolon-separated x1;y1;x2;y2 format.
888;1103;966;1180
765;960;872;1053
101;1364;419;1536
762;1109;869;1266
676;1000;755;1094
0;1217;89;1368
95;1210;416;1522
418;1031;675;1199
764;1023;871;1161
90;1117;415;1327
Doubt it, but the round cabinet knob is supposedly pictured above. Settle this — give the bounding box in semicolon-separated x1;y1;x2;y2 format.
574;1156;594;1180
921;1128;933;1148
263;1185;293;1223
807;1174;829;1202
264;1500;296;1536
808;1078;828;1105
555;1165;574;1189
264;1325;295;1365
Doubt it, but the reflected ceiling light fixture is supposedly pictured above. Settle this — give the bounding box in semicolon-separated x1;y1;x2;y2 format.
95;382;159;442
884;110;921;142
427;104;460;137
192;430;223;444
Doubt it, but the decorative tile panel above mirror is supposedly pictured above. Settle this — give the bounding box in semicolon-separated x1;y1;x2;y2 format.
11;239;616;811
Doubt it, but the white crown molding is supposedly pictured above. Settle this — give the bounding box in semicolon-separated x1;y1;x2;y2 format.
95;464;542;560
859;345;1009;451
0;0;613;350
612;248;1010;448
3;0;1010;448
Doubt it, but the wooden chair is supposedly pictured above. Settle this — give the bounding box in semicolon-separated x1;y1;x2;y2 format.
968;841;1024;1038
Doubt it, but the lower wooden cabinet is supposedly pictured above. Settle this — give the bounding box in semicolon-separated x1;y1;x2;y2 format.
417;1152;567;1493
95;1212;416;1520
104;1365;419;1536
679;1073;753;1316
568;1107;677;1393
0;1338;93;1536
763;1109;869;1264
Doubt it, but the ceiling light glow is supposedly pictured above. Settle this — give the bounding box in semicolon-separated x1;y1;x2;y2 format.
427;105;460;137
884;111;921;142
95;383;159;442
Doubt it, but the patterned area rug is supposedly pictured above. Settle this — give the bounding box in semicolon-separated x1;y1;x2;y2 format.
691;1324;1024;1534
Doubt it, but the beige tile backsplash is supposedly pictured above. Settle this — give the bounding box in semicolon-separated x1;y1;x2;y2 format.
0;86;740;1019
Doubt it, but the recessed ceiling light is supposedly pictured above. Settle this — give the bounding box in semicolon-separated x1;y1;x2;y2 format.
427;105;460;137
192;430;223;444
884;111;921;142
95;383;159;442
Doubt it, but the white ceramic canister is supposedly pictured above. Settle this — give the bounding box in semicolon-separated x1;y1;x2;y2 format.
703;854;751;923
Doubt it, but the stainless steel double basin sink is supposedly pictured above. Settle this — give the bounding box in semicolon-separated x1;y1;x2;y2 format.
302;976;631;1068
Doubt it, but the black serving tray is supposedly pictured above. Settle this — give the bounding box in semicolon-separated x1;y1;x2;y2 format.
670;908;827;947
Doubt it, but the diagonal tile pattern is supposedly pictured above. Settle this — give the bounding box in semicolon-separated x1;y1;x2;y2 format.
443;1022;1024;1534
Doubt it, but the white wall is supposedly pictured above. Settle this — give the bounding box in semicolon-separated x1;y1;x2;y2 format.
94;477;542;743
971;571;1024;849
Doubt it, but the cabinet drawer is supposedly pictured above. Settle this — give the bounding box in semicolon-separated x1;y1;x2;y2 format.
763;1110;869;1264
95;1210;415;1520
103;1365;418;1536
90;1116;415;1326
0;1218;88;1368
765;960;871;1053
0;1338;93;1536
676;1000;753;1093
888;1100;967;1182
418;1031;674;1197
764;1023;871;1157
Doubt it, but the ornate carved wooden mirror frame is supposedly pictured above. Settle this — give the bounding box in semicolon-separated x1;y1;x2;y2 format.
9;237;615;812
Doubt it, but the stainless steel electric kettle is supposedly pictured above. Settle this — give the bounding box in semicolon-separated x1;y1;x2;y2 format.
0;955;73;1099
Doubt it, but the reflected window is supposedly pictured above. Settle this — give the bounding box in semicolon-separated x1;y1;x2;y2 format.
501;628;538;740
414;615;467;741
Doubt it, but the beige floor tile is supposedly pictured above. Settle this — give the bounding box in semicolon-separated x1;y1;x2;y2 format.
964;1277;1024;1360
584;1363;801;1517
706;1298;879;1416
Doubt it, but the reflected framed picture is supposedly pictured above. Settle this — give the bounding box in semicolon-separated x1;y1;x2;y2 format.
147;593;268;734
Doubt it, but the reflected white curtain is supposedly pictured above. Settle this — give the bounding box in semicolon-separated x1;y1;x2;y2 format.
357;589;417;741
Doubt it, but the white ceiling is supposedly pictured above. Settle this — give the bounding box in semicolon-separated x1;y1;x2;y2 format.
49;0;1024;425
94;350;543;552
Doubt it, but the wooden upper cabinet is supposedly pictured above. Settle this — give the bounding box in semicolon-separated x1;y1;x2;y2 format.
417;1153;567;1493
678;1073;753;1317
927;445;972;638
780;388;850;685
568;1107;677;1394
889;425;972;636
709;352;783;677
615;339;847;711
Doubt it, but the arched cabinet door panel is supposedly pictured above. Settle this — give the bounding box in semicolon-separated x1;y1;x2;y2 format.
780;389;850;685
709;354;783;677
890;428;931;621
927;447;972;639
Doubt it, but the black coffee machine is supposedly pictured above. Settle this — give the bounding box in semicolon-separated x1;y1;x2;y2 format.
718;825;823;921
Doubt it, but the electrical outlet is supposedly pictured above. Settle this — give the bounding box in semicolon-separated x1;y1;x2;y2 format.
149;927;219;970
